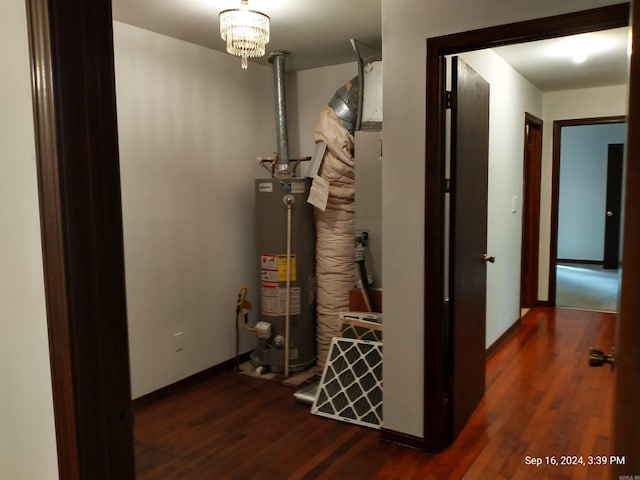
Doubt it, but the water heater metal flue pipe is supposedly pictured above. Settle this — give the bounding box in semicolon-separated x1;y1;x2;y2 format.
269;51;290;178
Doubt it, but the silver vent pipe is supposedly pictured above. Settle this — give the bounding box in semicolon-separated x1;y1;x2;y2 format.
269;51;290;178
349;39;364;132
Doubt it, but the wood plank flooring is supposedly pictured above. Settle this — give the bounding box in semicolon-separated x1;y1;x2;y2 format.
134;307;615;479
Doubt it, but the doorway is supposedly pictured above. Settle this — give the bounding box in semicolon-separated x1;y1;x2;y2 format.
424;4;630;452
25;0;637;476
521;114;543;311
549;118;626;312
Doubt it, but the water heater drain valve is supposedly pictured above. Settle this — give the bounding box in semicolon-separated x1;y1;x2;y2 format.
255;321;272;339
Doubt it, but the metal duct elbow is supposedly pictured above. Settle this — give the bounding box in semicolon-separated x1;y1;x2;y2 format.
328;76;360;135
269;51;290;177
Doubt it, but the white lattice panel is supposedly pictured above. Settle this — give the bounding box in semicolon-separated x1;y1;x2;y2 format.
311;337;383;429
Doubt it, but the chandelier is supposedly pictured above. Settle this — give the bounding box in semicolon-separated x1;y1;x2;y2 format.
219;0;270;69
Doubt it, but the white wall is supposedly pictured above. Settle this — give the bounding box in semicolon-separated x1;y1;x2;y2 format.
558;123;627;260
382;0;623;438
459;49;543;348
0;2;59;479
538;84;628;299
287;62;357;163
113;22;277;398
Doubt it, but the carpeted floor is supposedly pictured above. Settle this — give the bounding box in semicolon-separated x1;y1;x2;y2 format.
556;262;619;312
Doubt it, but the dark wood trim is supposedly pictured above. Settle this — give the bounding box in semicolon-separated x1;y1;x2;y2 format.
424;40;449;453
380;428;425;451
25;0;135;478
613;2;640;476
25;1;78;476
557;259;605;265
524;113;544;124
548;115;626;306
553;115;627;127
424;3;629;57
549;120;562;307
425;3;630;454
486;318;522;359
133;353;251;409
521;113;543;308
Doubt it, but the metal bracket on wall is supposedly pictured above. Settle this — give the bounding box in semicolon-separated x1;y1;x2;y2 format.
445;90;455;109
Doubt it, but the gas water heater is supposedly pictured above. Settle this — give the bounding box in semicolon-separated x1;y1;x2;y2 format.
252;177;316;372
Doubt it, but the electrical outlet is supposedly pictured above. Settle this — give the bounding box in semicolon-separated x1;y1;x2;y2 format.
174;331;184;352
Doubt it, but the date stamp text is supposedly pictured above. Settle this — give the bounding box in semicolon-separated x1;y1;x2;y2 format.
524;455;627;467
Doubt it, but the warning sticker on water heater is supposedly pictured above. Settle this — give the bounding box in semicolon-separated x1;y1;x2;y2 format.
261;286;301;316
260;253;300;316
277;254;296;281
261;254;278;270
261;269;278;282
261;254;296;282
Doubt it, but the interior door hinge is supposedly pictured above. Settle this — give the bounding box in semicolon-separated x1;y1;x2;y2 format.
445;90;455;109
445;178;452;193
443;299;452;377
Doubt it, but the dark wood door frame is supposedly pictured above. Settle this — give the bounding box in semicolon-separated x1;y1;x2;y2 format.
424;3;630;452
521;113;544;309
604;143;624;269
613;2;640;474
25;0;135;478
548;115;626;306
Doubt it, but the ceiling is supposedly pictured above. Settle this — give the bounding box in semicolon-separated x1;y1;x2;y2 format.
493;27;630;92
111;0;629;91
111;0;383;72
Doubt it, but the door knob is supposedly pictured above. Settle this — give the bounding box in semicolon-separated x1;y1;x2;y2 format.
483;254;495;263
589;347;615;370
606;211;614;217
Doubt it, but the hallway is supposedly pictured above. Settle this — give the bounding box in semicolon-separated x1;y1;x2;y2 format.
134;307;615;479
556;263;619;312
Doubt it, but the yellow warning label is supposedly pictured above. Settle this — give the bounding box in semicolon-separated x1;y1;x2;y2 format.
278;254;296;282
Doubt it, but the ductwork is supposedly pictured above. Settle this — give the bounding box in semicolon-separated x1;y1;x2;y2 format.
350;39;364;132
269;51;290;177
327;77;360;135
313;106;356;367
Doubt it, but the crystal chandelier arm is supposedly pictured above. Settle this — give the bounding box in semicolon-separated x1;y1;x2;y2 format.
219;0;270;69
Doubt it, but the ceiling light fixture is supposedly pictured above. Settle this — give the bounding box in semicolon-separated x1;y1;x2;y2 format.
547;33;614;65
572;51;588;64
219;0;270;70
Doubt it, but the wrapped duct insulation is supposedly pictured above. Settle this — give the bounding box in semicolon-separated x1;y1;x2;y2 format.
313;106;356;366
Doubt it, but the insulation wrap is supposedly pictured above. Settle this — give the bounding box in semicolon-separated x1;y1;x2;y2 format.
313;106;355;366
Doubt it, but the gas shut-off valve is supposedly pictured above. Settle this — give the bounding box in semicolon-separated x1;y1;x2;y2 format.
255;321;272;339
236;286;271;340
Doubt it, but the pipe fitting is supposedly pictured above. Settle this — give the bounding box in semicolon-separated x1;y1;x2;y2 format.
328;77;360;134
269;51;290;177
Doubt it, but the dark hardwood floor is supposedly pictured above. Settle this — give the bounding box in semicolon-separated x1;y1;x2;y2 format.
134;307;615;479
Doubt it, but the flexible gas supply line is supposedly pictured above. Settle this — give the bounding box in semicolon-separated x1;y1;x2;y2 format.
236;286;254;332
235;285;253;371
